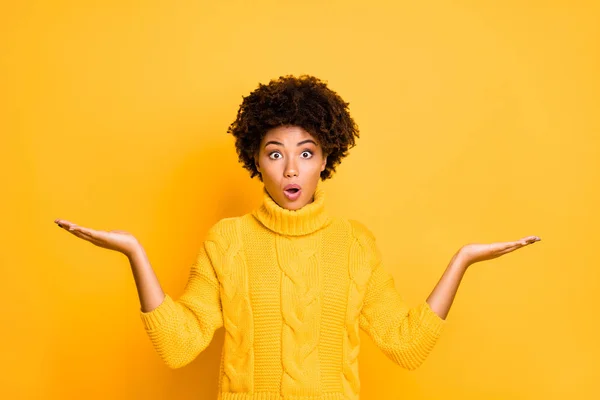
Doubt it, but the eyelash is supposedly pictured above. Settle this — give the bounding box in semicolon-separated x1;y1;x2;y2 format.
268;150;313;160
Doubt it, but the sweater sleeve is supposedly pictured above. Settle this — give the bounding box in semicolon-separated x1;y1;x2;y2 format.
139;227;225;369
351;221;446;371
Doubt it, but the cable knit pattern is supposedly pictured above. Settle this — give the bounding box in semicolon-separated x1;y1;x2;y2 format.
139;181;446;399
342;226;373;398
212;218;254;393
277;234;322;395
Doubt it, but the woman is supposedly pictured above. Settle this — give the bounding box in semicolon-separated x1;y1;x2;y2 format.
54;75;540;399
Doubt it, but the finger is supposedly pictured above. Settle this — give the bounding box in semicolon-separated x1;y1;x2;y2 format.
496;244;521;255
491;241;518;253
69;225;101;240
519;236;540;245
487;240;522;257
68;227;104;247
497;237;539;255
504;237;536;248
55;219;72;229
69;225;88;234
68;226;90;237
67;226;90;239
56;219;83;232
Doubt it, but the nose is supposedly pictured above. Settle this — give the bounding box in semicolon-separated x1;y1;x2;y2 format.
284;161;298;178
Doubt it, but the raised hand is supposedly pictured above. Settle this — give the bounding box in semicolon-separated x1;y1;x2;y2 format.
54;218;139;257
458;235;541;267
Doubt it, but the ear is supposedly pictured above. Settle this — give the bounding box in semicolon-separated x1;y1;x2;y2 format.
255;156;261;173
321;154;327;172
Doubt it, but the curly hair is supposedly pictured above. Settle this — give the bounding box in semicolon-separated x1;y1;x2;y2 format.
227;74;360;181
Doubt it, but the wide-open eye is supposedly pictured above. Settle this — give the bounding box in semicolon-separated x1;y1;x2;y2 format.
301;150;313;158
268;151;282;160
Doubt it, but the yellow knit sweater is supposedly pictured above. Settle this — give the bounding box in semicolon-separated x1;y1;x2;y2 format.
140;182;446;399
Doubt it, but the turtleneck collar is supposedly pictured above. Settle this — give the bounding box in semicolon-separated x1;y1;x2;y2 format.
251;181;332;236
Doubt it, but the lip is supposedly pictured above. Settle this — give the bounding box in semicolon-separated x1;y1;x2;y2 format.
284;184;302;191
283;184;302;201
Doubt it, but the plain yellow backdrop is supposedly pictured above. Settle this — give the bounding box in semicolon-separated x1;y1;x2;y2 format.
1;0;598;399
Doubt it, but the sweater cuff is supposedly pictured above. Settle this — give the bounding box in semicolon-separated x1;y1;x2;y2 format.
139;294;176;331
420;301;446;338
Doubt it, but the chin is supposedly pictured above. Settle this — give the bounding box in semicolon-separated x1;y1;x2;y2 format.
286;203;304;211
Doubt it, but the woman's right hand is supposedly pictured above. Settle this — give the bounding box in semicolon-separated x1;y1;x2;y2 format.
54;218;140;257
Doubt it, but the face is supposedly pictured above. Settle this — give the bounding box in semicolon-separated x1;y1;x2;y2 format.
254;125;327;211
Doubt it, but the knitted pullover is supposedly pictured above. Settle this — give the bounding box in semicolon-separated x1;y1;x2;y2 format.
140;182;446;399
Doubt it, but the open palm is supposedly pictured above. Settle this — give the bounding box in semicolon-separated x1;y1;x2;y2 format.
459;235;541;266
54;219;139;256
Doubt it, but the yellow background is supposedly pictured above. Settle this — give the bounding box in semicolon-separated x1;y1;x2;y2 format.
2;0;598;399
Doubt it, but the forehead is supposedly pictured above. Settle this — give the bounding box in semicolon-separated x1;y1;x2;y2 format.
261;125;318;145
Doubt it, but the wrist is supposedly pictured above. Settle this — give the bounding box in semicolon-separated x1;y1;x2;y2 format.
452;249;471;272
124;240;143;259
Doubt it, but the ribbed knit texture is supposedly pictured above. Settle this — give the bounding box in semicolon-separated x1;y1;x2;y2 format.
140;181;446;399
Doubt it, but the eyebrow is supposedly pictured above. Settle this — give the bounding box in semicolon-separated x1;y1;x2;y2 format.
264;139;318;148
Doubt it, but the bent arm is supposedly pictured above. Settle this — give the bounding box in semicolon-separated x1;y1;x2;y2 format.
128;244;166;313
359;262;446;371
426;251;469;320
134;236;224;369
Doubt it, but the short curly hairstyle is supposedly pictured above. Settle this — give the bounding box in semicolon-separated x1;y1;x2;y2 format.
227;74;360;181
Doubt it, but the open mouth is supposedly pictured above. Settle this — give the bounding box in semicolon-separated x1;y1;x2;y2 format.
283;186;302;200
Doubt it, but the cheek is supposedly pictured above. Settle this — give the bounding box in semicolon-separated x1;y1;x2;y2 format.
313;158;326;171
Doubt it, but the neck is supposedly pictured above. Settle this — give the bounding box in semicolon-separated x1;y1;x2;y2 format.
251;182;331;236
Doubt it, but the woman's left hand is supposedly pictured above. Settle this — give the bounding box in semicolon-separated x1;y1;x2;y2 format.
458;235;541;267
